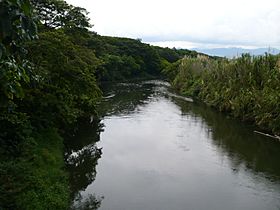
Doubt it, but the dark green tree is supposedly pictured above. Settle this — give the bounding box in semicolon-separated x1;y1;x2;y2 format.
25;30;101;127
0;0;37;103
31;0;91;29
0;0;37;155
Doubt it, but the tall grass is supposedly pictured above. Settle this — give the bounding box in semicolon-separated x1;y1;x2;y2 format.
164;54;280;134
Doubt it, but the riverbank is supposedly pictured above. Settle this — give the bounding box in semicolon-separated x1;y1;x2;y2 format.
163;54;280;136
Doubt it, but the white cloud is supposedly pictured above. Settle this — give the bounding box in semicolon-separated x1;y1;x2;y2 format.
66;0;280;48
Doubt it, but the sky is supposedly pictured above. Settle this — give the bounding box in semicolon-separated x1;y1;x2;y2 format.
66;0;280;49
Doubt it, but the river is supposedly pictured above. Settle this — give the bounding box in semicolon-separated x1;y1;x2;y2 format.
66;80;280;210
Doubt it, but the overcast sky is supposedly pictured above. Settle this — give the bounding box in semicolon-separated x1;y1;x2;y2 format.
66;0;280;49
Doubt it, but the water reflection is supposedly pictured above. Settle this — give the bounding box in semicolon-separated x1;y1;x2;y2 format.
67;81;280;210
174;99;280;180
99;81;170;117
64;119;104;209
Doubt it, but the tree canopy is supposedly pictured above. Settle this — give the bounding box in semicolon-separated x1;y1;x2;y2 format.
31;0;91;29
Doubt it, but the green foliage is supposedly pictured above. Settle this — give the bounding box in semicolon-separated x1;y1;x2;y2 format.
97;54;141;81
25;29;102;126
166;54;280;134
0;0;38;161
0;1;101;209
86;35;163;81
162;59;181;81
0;0;37;56
153;46;181;63
0;0;37;104
31;0;91;29
0;0;37;158
0;128;70;210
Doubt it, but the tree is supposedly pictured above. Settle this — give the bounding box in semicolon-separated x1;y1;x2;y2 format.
0;0;37;155
31;0;91;29
0;0;37;103
25;30;101;126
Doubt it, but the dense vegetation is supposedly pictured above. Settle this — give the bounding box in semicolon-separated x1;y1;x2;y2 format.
0;0;100;209
0;0;204;209
164;54;280;135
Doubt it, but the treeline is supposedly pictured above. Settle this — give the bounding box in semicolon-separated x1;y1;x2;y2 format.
164;54;280;135
0;0;207;209
67;34;208;81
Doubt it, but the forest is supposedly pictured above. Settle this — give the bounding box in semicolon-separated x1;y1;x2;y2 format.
1;0;279;209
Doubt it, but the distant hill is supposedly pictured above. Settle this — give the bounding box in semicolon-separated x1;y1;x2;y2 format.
192;47;280;58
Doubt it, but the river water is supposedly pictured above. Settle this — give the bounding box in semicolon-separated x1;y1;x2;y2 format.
66;80;280;210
